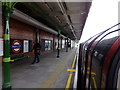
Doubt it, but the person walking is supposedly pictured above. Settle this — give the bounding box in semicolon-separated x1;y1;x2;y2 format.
31;43;41;64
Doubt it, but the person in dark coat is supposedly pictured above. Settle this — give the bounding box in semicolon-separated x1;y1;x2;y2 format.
31;43;41;64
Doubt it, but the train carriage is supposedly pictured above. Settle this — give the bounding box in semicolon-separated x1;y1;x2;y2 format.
76;23;120;89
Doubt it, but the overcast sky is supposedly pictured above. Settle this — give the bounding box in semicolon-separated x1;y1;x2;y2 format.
80;0;119;43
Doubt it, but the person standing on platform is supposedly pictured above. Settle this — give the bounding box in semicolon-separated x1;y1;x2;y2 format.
31;43;41;64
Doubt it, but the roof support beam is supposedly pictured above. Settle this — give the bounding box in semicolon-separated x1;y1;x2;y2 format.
56;1;77;39
11;9;67;38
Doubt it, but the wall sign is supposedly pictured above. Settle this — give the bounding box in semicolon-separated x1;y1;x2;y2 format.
11;40;22;53
10;39;32;55
62;40;65;48
0;38;3;56
24;40;29;53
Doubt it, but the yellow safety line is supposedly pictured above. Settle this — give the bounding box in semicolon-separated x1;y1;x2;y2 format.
10;60;14;62
72;55;76;68
87;71;97;88
92;76;97;89
91;72;96;75
65;54;77;90
67;69;76;72
87;71;96;75
65;73;73;89
40;50;75;88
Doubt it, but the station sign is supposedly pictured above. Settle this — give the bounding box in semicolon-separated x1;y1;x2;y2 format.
11;40;23;54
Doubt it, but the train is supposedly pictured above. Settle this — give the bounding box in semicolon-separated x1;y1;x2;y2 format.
75;23;120;89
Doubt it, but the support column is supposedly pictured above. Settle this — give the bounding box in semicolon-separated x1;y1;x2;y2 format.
57;30;60;58
70;39;71;49
36;29;39;43
66;37;68;52
2;2;16;89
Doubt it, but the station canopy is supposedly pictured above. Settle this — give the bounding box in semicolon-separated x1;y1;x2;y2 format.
14;2;92;40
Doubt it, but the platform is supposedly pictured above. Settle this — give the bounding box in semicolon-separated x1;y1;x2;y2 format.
10;47;77;88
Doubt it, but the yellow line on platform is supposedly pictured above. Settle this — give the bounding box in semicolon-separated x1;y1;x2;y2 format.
92;76;97;89
65;54;77;89
87;71;96;75
40;50;75;88
67;69;76;72
91;72;96;75
65;73;73;89
10;60;14;62
72;55;76;68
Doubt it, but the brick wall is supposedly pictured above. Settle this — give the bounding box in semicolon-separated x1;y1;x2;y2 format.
10;18;36;41
10;18;36;56
1;18;59;58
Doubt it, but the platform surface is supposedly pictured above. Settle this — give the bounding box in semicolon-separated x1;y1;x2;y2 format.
10;48;77;89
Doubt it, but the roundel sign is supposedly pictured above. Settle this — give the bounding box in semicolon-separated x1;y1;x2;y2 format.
11;40;22;53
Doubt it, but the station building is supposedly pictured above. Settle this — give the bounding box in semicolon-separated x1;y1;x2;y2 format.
0;9;75;62
1;2;91;89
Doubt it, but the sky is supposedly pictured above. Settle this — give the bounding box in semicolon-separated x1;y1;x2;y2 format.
80;0;120;43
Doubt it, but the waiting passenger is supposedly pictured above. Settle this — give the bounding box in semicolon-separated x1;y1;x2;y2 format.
31;43;41;64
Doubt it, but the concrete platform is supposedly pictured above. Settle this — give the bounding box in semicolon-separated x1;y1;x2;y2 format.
10;48;77;89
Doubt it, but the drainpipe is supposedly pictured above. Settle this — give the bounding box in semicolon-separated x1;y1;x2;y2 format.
2;2;16;89
57;29;61;58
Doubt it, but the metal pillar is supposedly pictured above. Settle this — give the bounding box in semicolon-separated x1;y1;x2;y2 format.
36;29;39;43
2;2;16;89
57;30;60;58
70;40;71;49
66;38;68;52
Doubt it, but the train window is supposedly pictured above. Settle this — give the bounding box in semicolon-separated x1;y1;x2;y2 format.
95;31;119;59
90;30;119;88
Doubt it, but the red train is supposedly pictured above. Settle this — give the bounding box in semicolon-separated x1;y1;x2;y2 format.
76;23;120;89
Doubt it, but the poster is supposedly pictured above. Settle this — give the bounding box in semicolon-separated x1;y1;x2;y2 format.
0;38;3;56
24;40;29;53
62;40;65;48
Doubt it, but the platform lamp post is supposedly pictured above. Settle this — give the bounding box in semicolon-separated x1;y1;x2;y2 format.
57;29;61;58
2;2;16;89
